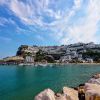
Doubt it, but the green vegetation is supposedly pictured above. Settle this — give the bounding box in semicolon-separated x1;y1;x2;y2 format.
24;52;32;56
35;50;46;62
82;50;100;62
35;50;55;63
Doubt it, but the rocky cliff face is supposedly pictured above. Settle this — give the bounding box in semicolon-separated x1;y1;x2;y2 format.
16;45;39;57
16;42;100;63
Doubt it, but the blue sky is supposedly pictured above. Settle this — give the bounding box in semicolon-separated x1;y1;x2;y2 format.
0;0;100;58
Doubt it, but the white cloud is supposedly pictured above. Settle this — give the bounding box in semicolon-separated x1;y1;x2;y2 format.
60;0;100;44
0;17;17;27
9;0;34;25
8;0;84;44
0;0;6;5
0;0;100;44
74;0;82;9
0;0;79;26
0;17;9;26
6;0;61;26
51;0;100;44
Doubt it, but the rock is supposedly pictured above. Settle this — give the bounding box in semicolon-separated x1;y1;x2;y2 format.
92;74;100;79
85;74;100;99
63;87;79;100
88;78;100;85
34;88;56;100
55;93;67;100
85;83;100;96
88;74;100;85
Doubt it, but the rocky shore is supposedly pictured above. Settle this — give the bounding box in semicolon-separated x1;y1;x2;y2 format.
34;74;100;100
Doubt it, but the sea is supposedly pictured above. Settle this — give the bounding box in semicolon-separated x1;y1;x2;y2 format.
0;64;100;100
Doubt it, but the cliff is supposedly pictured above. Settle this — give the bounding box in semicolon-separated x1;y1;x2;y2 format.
16;42;100;63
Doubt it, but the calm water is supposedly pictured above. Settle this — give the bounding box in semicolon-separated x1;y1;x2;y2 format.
0;64;100;100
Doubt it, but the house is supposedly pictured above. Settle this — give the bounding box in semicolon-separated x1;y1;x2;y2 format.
60;55;72;63
85;58;93;63
25;56;34;63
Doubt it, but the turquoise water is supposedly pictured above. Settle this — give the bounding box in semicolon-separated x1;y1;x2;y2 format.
0;64;100;100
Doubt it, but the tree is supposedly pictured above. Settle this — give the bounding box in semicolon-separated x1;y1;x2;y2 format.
35;50;46;62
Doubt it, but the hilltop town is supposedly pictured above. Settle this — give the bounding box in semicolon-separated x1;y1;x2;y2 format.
1;42;100;65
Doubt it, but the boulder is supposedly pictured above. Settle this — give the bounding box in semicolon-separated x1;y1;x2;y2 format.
85;83;100;96
88;74;100;85
92;74;100;79
85;74;100;99
88;78;100;85
63;87;79;100
55;93;67;100
34;88;56;100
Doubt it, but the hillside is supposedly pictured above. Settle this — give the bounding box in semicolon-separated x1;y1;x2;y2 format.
16;42;100;63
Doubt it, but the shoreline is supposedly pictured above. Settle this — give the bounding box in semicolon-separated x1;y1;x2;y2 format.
0;62;100;66
1;62;100;66
0;62;100;65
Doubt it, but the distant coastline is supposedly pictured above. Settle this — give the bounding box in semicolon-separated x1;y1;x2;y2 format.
1;42;100;66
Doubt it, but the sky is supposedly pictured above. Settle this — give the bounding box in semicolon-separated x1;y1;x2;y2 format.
0;0;100;58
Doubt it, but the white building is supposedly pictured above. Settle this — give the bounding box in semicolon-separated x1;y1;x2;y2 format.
60;55;72;62
25;56;34;63
86;58;93;63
